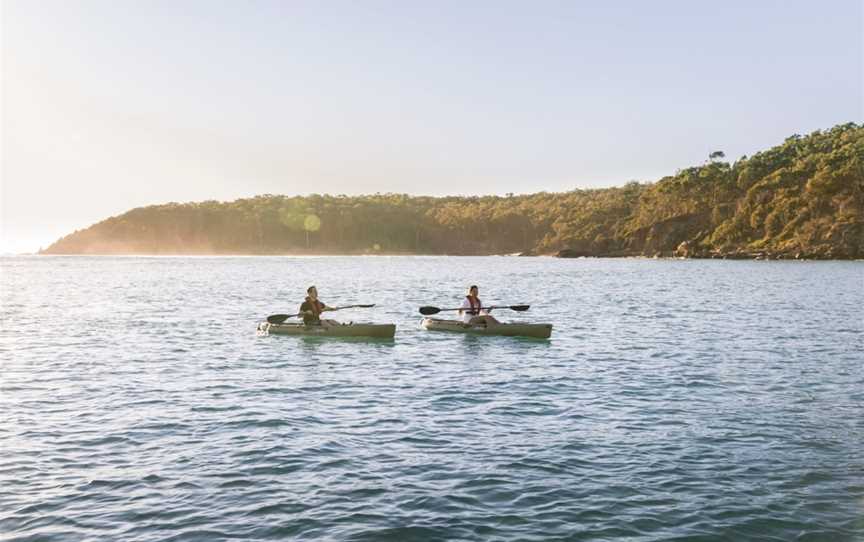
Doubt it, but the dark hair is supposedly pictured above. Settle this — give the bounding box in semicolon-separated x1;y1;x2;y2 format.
307;286;316;293
469;285;478;291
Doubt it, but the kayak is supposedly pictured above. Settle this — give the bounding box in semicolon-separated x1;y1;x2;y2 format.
258;322;396;339
420;317;552;339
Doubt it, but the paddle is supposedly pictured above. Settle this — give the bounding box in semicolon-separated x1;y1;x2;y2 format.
418;304;530;316
266;304;375;324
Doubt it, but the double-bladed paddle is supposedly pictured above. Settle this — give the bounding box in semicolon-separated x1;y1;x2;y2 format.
418;304;530;316
266;304;376;324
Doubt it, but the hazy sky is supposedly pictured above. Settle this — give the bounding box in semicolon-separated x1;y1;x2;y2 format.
2;0;862;253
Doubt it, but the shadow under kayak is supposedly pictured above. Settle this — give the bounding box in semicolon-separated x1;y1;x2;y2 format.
420;317;552;339
258;322;396;339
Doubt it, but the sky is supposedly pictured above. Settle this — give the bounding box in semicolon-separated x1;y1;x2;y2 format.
1;0;862;253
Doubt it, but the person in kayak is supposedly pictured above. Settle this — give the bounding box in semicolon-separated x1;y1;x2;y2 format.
458;285;500;326
300;286;338;326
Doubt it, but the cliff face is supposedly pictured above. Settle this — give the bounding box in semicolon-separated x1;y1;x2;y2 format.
550;123;864;259
43;123;863;259
624;213;711;257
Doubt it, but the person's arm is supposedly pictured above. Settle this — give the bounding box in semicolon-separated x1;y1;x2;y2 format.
299;301;311;316
458;298;470;315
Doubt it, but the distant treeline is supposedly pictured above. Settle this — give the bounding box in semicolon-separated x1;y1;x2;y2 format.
44;123;863;259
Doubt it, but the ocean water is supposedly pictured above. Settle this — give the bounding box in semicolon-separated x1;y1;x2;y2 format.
1;256;862;541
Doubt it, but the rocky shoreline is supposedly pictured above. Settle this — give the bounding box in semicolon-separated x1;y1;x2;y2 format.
554;245;861;260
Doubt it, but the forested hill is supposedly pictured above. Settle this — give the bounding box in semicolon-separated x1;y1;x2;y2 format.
43;123;863;259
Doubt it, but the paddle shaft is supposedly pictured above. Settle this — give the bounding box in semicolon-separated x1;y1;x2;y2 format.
301;304;373;316
267;304;375;324
430;305;510;312
419;304;530;315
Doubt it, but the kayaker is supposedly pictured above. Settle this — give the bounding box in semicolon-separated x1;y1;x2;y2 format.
458;285;500;326
299;286;337;326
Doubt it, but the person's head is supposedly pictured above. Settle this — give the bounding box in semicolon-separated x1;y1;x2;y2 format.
307;285;318;299
468;285;479;297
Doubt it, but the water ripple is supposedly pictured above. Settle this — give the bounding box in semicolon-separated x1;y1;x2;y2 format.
1;256;863;541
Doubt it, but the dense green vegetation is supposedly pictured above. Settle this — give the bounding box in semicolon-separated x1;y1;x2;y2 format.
43;123;863;258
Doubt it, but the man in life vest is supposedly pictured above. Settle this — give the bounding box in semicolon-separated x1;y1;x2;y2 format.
300;286;338;326
458;285;500;326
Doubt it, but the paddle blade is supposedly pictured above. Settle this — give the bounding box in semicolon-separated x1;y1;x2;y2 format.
354;304;376;308
267;314;291;324
509;304;531;311
419;306;441;315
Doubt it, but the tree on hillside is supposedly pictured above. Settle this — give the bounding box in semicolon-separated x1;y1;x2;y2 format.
40;124;863;259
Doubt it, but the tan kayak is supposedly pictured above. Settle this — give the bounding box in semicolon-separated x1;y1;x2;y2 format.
420;317;552;339
258;322;396;338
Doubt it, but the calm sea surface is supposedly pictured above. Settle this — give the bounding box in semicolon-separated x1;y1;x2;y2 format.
1;256;862;541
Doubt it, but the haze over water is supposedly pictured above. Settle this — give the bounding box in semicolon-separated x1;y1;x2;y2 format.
2;256;862;540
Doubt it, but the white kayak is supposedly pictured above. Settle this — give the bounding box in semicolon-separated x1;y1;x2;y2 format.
258;322;396;338
420;317;552;339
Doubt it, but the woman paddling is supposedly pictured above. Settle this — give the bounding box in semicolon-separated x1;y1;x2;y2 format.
300;286;338;326
458;285;500;326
